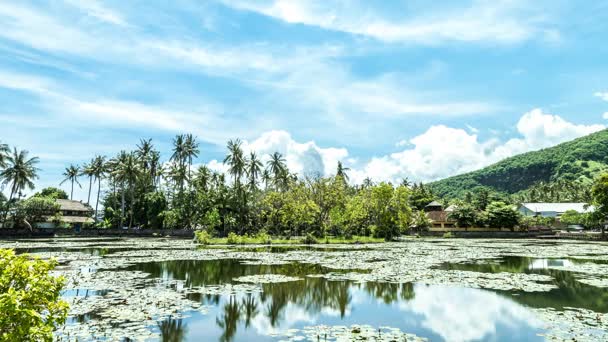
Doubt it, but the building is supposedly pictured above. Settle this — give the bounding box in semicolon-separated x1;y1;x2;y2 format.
36;199;94;229
517;203;594;218
424;201;456;229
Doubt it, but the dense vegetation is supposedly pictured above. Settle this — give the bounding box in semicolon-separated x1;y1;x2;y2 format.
51;136;434;240
430;129;608;200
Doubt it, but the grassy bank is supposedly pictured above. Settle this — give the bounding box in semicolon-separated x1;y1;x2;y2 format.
194;231;386;245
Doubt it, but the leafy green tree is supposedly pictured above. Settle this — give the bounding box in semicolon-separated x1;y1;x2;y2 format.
411;210;431;232
485;201;520;229
15;197;60;227
560;210;585;226
33;187;68;200
591;173;608;236
0;249;68;341
448;201;479;228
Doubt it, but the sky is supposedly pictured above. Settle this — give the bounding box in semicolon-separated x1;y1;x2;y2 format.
0;0;607;201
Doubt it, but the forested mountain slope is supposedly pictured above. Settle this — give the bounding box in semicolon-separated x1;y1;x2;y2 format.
429;129;608;199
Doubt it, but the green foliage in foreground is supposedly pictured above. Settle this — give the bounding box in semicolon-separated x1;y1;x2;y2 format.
194;231;385;245
0;249;68;341
430;129;608;200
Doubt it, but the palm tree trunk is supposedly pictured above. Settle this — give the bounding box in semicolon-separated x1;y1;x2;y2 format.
128;181;134;229
120;183;125;228
95;177;102;222
87;176;93;204
70;179;74;200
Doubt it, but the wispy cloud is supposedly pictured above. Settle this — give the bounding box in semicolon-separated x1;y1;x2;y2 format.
220;0;559;45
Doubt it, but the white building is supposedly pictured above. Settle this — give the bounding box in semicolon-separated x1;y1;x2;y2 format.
517;203;594;218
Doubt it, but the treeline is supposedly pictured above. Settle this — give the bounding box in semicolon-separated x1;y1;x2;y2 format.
60;136;435;240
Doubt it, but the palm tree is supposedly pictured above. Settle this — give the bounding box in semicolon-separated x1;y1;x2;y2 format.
336;161;350;182
92;155;106;222
261;169;271;190
1;148;40;224
113;153;140;228
224;139;246;188
246;152;262;191
171;134;187;190
149;150;161;188
81;160;95;204
267;152;287;190
184;134;200;183
60;164;81;200
0;141;9;169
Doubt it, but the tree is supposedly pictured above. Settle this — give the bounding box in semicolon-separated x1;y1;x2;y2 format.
485;201;520;229
113;153;140;228
33;187;68;200
448;201;479;228
60;164;80;200
0;249;68;340
184;134;200;183
591;173;608;237
15;197;60;227
560;210;584;226
1;148;40;225
336;161;350;182
411;210;431;232
224;139;246;188
92;155;106;222
246;152;262;191
0;141;9;169
81;160;95;204
267;152;287;191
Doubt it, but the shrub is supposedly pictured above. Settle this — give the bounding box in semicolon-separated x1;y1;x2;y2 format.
443;232;454;238
194;230;212;245
255;232;272;244
0;249;69;340
301;233;318;244
226;232;241;245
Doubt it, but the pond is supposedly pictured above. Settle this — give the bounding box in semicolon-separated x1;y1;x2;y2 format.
1;237;608;341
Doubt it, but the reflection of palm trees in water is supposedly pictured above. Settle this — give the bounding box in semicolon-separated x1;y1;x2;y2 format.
242;294;259;328
216;296;242;342
158;317;188;342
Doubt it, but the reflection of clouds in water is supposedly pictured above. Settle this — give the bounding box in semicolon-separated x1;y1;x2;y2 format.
321;306;351;317
251;303;316;335
529;259;573;270
400;285;543;342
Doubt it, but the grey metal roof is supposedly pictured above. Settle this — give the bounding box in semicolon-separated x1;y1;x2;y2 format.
520;203;594;214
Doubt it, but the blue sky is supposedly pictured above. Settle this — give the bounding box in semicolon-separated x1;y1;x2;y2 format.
0;1;607;200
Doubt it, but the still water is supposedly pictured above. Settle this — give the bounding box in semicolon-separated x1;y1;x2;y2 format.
123;258;548;341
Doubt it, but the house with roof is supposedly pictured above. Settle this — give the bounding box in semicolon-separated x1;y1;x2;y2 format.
36;199;94;229
517;203;595;219
424;201;456;229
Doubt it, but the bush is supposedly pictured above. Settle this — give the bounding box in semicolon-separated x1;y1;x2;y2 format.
255;232;272;244
443;232;454;238
226;232;241;245
194;230;212;245
0;249;69;340
301;233;318;244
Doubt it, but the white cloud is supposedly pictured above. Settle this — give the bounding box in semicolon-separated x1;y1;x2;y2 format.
221;0;557;45
350;108;605;183
603;112;608;119
64;0;128;26
400;284;542;342
595;91;608;101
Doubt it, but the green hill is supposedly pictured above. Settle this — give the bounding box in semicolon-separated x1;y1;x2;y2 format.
429;129;608;199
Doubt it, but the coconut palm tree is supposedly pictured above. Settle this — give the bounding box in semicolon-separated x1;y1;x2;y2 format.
0;141;9;169
261;169;271;191
113;152;140;228
267;152;287;190
171;134;187;190
246;152;262;191
336;161;350;182
224;139;246;188
92;155;106;222
184;134;200;183
60;164;81;200
81;160;95;204
1;148;40;224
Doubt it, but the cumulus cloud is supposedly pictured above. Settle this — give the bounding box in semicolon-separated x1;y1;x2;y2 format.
350;108;605;184
400;284;542;342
